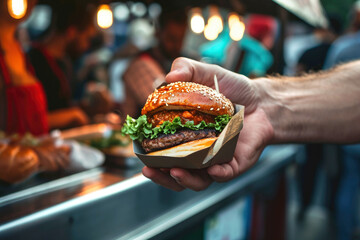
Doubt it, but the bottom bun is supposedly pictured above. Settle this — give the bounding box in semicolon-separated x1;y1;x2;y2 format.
147;137;217;157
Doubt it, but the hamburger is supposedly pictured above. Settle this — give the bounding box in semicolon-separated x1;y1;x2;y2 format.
121;82;234;155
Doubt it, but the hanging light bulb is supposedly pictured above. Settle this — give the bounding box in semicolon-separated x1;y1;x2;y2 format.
204;24;218;41
228;12;240;29
7;0;27;19
208;15;223;34
229;18;245;41
207;6;223;34
190;8;205;34
97;4;113;29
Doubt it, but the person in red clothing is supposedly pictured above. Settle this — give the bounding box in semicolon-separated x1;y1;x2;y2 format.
0;1;89;136
0;0;48;136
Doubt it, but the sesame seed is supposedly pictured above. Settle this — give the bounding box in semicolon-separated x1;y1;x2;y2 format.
210;108;214;111
197;106;200;109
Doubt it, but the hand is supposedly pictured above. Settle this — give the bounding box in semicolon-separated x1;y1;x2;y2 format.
142;57;274;191
34;143;71;171
47;107;89;130
71;107;89;126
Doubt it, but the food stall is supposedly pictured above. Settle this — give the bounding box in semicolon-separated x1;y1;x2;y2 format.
0;0;330;238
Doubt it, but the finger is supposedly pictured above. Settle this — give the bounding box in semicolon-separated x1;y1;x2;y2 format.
166;57;220;87
170;168;213;191
142;167;185;192
166;57;195;83
207;159;238;182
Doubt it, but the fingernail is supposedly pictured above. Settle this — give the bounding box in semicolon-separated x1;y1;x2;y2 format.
170;173;180;183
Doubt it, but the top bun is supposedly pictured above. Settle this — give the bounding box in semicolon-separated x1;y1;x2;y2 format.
142;82;234;116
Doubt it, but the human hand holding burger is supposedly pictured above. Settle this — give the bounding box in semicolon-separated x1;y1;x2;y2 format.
141;57;274;191
141;58;360;191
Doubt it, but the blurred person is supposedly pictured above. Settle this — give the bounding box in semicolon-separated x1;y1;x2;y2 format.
0;0;49;136
200;14;276;78
283;22;321;76
348;0;360;33
108;41;139;106
296;14;342;74
324;1;360;69
26;1;98;130
293;14;342;225
142;57;360;193
337;144;360;240
321;3;360;239
108;18;155;109
76;31;113;90
121;7;189;117
246;14;277;52
74;31;114;118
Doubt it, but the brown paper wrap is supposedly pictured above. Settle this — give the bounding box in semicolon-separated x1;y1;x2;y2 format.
133;105;244;169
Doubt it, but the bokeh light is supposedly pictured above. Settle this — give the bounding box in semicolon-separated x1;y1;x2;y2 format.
229;19;245;41
114;3;129;21
208;14;223;34
191;13;205;34
97;4;113;29
204;24;219;41
130;2;146;18
7;0;27;19
228;12;240;29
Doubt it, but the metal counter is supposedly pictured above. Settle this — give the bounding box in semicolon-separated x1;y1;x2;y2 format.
0;145;303;240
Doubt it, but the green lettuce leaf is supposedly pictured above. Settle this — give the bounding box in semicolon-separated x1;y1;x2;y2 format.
121;114;231;142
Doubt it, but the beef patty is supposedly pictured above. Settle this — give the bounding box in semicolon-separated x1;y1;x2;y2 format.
141;129;217;153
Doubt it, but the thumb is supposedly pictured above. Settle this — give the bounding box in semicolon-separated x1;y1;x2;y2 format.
166;57;195;83
166;57;222;87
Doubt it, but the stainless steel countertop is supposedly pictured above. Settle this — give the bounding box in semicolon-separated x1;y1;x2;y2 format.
0;144;303;240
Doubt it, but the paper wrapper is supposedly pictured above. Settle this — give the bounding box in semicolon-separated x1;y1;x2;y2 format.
133;105;244;169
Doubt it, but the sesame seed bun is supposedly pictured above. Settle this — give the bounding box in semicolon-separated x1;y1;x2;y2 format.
141;82;234;116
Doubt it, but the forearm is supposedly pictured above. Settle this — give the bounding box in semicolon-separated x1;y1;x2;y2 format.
254;60;360;144
47;107;89;130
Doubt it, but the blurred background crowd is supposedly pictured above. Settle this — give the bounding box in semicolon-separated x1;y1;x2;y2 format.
7;0;360;124
1;0;360;239
6;0;360;126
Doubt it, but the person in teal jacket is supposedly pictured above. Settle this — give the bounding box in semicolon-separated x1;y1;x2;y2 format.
200;27;273;78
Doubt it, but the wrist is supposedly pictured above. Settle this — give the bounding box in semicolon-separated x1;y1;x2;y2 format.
252;77;304;144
